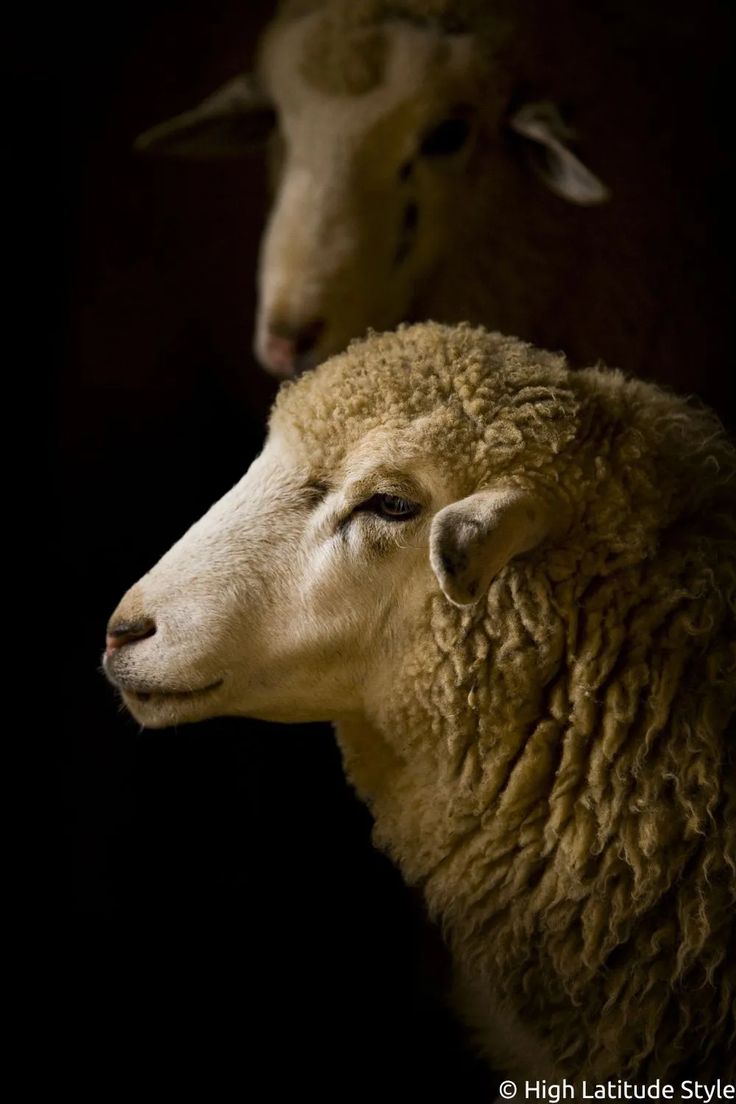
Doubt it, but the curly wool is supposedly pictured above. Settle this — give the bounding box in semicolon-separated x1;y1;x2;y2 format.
275;323;736;1079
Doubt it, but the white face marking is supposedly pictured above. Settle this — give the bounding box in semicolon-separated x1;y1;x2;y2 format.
254;13;479;374
105;427;443;730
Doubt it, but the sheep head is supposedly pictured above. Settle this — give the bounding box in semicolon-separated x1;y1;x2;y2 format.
135;3;609;377
103;324;594;730
106;322;729;736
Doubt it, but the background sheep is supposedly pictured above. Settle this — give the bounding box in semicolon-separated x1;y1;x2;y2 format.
105;322;736;1081
135;0;731;415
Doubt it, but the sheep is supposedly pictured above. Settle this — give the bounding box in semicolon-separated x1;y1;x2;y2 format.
134;0;730;411
104;321;735;1082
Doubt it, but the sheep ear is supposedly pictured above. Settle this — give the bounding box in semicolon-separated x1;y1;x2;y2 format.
509;101;610;206
134;74;276;157
429;487;550;607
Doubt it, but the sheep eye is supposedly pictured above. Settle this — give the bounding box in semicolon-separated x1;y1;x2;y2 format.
419;117;471;158
360;494;420;521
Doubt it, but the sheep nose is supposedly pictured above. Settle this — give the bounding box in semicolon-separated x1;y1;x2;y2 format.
263;318;325;377
105;616;156;656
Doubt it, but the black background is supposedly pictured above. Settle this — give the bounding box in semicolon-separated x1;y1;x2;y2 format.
41;0;732;1096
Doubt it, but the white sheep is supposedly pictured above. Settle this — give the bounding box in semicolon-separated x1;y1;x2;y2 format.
134;0;727;408
104;323;735;1082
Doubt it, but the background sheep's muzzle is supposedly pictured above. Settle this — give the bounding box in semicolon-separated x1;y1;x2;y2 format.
257;318;326;377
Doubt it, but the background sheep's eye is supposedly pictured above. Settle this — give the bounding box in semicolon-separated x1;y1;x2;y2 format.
419;117;471;158
360;494;420;521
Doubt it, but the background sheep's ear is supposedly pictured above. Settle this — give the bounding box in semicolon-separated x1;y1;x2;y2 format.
429;487;550;607
134;74;276;157
509;101;610;206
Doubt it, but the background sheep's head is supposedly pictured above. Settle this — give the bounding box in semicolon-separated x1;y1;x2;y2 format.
135;2;608;378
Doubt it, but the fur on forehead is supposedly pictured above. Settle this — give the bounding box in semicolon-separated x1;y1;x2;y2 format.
264;2;492;100
277;0;497;38
270;323;580;487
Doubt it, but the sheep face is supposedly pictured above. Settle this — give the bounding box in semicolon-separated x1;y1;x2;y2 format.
104;422;444;729
253;13;485;376
136;8;610;379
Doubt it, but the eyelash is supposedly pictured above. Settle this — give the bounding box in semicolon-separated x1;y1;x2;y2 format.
356;493;421;521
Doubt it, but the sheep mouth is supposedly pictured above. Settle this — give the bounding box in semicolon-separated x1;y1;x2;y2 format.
127;679;224;705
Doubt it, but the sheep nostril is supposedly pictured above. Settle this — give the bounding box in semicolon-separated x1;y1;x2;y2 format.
264;318;326;376
105;616;157;656
263;333;297;377
292;318;326;356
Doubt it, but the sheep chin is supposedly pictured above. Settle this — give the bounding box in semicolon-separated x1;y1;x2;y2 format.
120;680;225;730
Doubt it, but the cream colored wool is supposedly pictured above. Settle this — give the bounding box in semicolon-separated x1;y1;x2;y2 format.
107;324;735;1081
